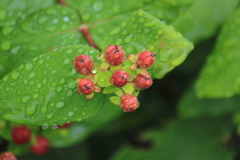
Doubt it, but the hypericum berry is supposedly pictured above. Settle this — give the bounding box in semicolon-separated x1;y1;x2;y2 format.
58;123;73;129
110;69;130;87
73;55;94;75
136;51;155;68
11;126;31;145
78;78;95;95
0;151;17;160
134;73;153;90
30;136;50;155
105;45;126;66
120;94;139;112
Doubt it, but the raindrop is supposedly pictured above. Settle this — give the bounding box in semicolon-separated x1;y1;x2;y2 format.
2;75;9;82
0;10;7;20
59;78;66;84
2;26;14;36
11;46;21;54
42;78;48;85
26;102;38;115
46;113;54;120
21;95;31;103
51;125;58;129
55;101;65;108
55;86;63;93
63;59;70;65
23;79;28;85
144;20;156;27
41;106;48;113
38;59;44;64
11;71;20;80
124;34;133;43
41;126;49;129
33;93;39;99
66;90;73;96
37;83;42;88
1;40;11;50
63;16;70;22
38;16;48;24
92;70;97;74
46;25;57;31
121;22;127;27
109;27;120;35
66;49;73;54
74;107;77;110
138;18;145;23
25;62;33;71
29;72;36;78
68;111;74;117
77;118;82;122
92;2;103;11
51;70;56;74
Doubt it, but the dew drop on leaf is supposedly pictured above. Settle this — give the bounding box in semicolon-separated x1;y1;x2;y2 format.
124;34;133;43
51;70;56;74
41;126;49;129
2;26;14;36
11;71;20;80
32;93;39;99
21;95;31;103
51;125;58;129
1;40;11;50
38;16;48;24
26;102;38;115
115;39;123;44
68;111;74;117
66;90;73;96
63;59;70;65
25;62;33;71
29;72;36;78
0;10;7;20
66;49;73;54
40;106;48;114
46;113;54;120
55;101;65;108
23;79;28;85
77;118;82;122
10;46;21;54
42;78;48;85
2;75;9;82
55;86;63;93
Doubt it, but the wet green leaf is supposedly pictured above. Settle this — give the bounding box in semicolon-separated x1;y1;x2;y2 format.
103;9;193;79
172;0;239;43
0;45;104;126
0;0;56;26
178;86;240;118
196;8;240;98
111;118;234;160
0;5;87;78
42;95;122;148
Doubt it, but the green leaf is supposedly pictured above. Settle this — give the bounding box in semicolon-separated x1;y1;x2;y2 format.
103;9;193;79
111;118;234;160
122;83;134;94
8;142;29;155
171;0;239;43
0;45;104;126
103;85;119;94
0;0;56;26
178;86;240;118
95;70;112;87
109;96;121;106
0;5;88;78
42;95;122;148
196;8;240;98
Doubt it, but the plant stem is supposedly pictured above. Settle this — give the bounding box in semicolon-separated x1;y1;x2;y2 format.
58;0;67;6
80;26;98;50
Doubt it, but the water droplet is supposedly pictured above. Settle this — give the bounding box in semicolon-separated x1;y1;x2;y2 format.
121;22;127;27
46;113;54;120
92;70;97;74
138;17;144;23
0;10;7;20
41;106;48;113
1;40;11;50
41;126;49;129
42;78;48;85
66;90;73;96
46;25;56;31
55;101;65;108
115;39;123;45
2;75;9;82
51;125;58;129
63;16;70;22
83;112;86;115
144;28;150;34
55;86;63;93
137;10;144;16
92;2;103;11
38;16;48;24
74;107;77;110
11;71;20;80
11;46;21;54
70;68;77;75
25;62;33;71
63;59;70;65
59;78;65;84
124;34;133;43
2;26;14;36
77;118;82;122
26;102;38;115
37;83;42;88
51;70;56;74
110;27;120;35
46;8;57;15
66;49;72;54
20;21;35;34
23;79;28;85
68;111;74;117
33;93;39;99
144;20;156;27
51;82;57;87
29;72;36;78
39;59;44;64
21;95;31;103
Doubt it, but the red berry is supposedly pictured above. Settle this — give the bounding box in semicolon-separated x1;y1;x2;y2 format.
110;69;130;87
73;55;94;75
11;126;31;145
30;136;50;155
78;78;95;95
134;73;153;89
120;94;139;112
136;51;155;68
0;151;17;160
58;123;73;129
105;45;126;66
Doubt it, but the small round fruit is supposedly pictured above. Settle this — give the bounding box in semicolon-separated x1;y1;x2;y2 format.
134;73;153;89
73;55;94;75
30;136;50;155
0;151;17;160
78;78;95;95
110;69;130;87
58;123;73;129
136;51;155;68
120;94;139;112
11;126;31;145
105;45;126;66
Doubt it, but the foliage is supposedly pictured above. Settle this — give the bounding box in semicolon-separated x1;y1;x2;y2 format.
0;0;240;159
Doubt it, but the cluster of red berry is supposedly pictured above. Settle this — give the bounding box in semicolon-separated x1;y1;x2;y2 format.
73;45;155;112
